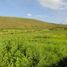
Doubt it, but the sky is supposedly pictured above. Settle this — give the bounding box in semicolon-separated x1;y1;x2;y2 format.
0;0;67;24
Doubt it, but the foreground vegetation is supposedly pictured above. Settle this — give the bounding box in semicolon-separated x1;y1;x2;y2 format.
0;17;67;67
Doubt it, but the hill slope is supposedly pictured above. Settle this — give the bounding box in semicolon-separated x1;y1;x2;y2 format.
0;16;66;30
0;17;67;67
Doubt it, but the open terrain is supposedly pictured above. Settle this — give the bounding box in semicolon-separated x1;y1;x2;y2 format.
0;17;67;67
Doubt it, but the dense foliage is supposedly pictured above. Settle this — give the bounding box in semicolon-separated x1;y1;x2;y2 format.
0;28;67;67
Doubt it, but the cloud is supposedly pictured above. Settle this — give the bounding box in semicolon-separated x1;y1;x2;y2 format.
26;13;32;17
64;18;67;24
37;0;67;10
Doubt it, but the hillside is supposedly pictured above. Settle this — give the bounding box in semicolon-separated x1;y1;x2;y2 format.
0;16;67;67
0;16;66;30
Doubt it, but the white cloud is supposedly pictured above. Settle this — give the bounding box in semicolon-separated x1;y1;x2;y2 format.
26;13;32;17
37;0;67;10
64;18;67;24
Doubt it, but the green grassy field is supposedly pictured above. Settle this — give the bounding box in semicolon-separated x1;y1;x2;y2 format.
0;17;67;67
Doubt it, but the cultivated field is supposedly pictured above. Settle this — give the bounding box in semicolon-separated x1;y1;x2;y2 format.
0;17;67;67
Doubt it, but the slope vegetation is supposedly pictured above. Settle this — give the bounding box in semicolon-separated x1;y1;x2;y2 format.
0;16;66;30
0;17;67;67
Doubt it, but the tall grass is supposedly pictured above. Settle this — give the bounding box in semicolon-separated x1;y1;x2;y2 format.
0;28;67;67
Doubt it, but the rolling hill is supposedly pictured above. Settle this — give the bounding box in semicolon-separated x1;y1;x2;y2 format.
0;16;67;67
0;16;66;30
